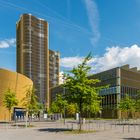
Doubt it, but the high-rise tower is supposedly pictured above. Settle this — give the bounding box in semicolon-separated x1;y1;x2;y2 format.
49;49;60;88
16;14;59;107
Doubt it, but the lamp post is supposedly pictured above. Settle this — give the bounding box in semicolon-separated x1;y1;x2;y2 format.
63;87;66;125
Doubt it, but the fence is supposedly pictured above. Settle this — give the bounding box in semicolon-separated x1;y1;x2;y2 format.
1;118;140;134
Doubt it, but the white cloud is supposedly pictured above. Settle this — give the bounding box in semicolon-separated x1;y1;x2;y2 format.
94;44;140;72
61;56;84;68
61;44;140;73
0;38;16;48
84;0;100;45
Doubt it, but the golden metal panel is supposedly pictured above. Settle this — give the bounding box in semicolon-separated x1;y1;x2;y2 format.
0;69;33;121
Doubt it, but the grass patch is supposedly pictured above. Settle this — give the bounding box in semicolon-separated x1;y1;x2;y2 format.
12;124;35;128
65;129;96;134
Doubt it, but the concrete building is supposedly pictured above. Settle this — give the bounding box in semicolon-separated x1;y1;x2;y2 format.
0;68;33;121
16;14;59;108
49;50;60;88
51;64;140;118
91;64;140;118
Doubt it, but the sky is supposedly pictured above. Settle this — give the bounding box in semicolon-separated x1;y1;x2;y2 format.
1;0;140;73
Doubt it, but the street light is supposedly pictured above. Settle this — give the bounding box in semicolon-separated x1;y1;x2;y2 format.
63;87;66;125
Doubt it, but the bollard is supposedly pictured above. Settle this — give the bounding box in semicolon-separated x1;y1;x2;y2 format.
115;120;117;128
99;121;101;130
110;121;112;129
133;120;136;132
123;124;125;133
25;116;28;128
104;122;106;130
139;124;140;131
92;122;94;130
128;123;130;133
88;122;90;131
71;123;73;130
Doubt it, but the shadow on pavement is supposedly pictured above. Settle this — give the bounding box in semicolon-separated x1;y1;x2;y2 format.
123;138;140;140
38;128;72;133
113;123;140;126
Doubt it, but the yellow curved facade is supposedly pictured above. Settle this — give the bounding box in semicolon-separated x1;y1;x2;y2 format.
0;68;33;121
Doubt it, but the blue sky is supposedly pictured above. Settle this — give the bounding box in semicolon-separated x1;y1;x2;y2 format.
1;0;140;72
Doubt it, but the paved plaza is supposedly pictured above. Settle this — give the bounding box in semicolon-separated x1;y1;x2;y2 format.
0;120;140;140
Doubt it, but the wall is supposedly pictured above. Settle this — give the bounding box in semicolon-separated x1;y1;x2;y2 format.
0;69;33;121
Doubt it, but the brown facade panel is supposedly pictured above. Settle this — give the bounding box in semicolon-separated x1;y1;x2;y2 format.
121;69;140;82
17;14;60;108
0;69;33;121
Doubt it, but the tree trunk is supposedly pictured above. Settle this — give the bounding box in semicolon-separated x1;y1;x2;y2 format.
79;102;82;131
9;109;11;122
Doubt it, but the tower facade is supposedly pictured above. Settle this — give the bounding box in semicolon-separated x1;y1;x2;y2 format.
49;50;60;88
16;14;59;107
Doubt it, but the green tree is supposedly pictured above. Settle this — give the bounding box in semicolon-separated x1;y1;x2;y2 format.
37;103;44;111
50;94;67;114
50;102;59;113
135;91;140;112
66;103;77;117
83;99;101;118
37;103;44;119
119;94;135;119
64;53;101;131
3;89;18;121
22;87;39;118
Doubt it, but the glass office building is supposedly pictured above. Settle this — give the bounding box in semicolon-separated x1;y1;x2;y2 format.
91;65;140;118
